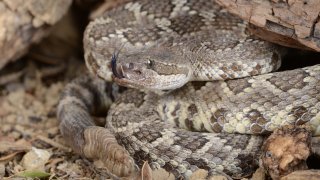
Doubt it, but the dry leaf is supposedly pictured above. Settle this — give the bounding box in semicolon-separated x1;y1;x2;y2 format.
141;161;152;180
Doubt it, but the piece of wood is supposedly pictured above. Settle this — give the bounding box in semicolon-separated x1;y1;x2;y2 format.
216;0;320;51
260;125;312;179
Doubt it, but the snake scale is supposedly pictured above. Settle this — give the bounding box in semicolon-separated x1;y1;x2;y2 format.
57;0;320;179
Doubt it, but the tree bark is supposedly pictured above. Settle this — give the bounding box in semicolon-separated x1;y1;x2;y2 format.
216;0;320;52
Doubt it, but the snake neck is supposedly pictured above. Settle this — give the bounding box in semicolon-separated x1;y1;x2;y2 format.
191;56;281;81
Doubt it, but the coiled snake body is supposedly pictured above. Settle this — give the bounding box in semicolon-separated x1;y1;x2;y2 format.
57;0;320;179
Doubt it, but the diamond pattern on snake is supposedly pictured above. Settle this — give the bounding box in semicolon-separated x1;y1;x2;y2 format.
57;0;320;179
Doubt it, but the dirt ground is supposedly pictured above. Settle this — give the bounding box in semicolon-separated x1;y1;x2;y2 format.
0;56;119;179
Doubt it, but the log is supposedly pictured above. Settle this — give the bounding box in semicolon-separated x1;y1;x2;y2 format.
216;0;320;51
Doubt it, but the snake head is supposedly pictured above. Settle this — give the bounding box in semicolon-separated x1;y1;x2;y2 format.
111;48;192;91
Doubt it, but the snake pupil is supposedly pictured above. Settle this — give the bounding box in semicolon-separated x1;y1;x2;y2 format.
146;59;154;69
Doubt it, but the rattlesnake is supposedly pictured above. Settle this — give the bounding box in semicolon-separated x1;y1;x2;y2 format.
57;0;320;179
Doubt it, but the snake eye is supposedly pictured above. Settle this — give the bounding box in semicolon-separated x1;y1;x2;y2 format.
146;59;154;69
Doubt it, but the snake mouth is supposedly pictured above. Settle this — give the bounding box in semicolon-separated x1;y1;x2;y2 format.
112;60;190;90
114;73;191;90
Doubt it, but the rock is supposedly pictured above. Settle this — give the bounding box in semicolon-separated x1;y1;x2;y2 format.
21;147;52;171
0;0;72;70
